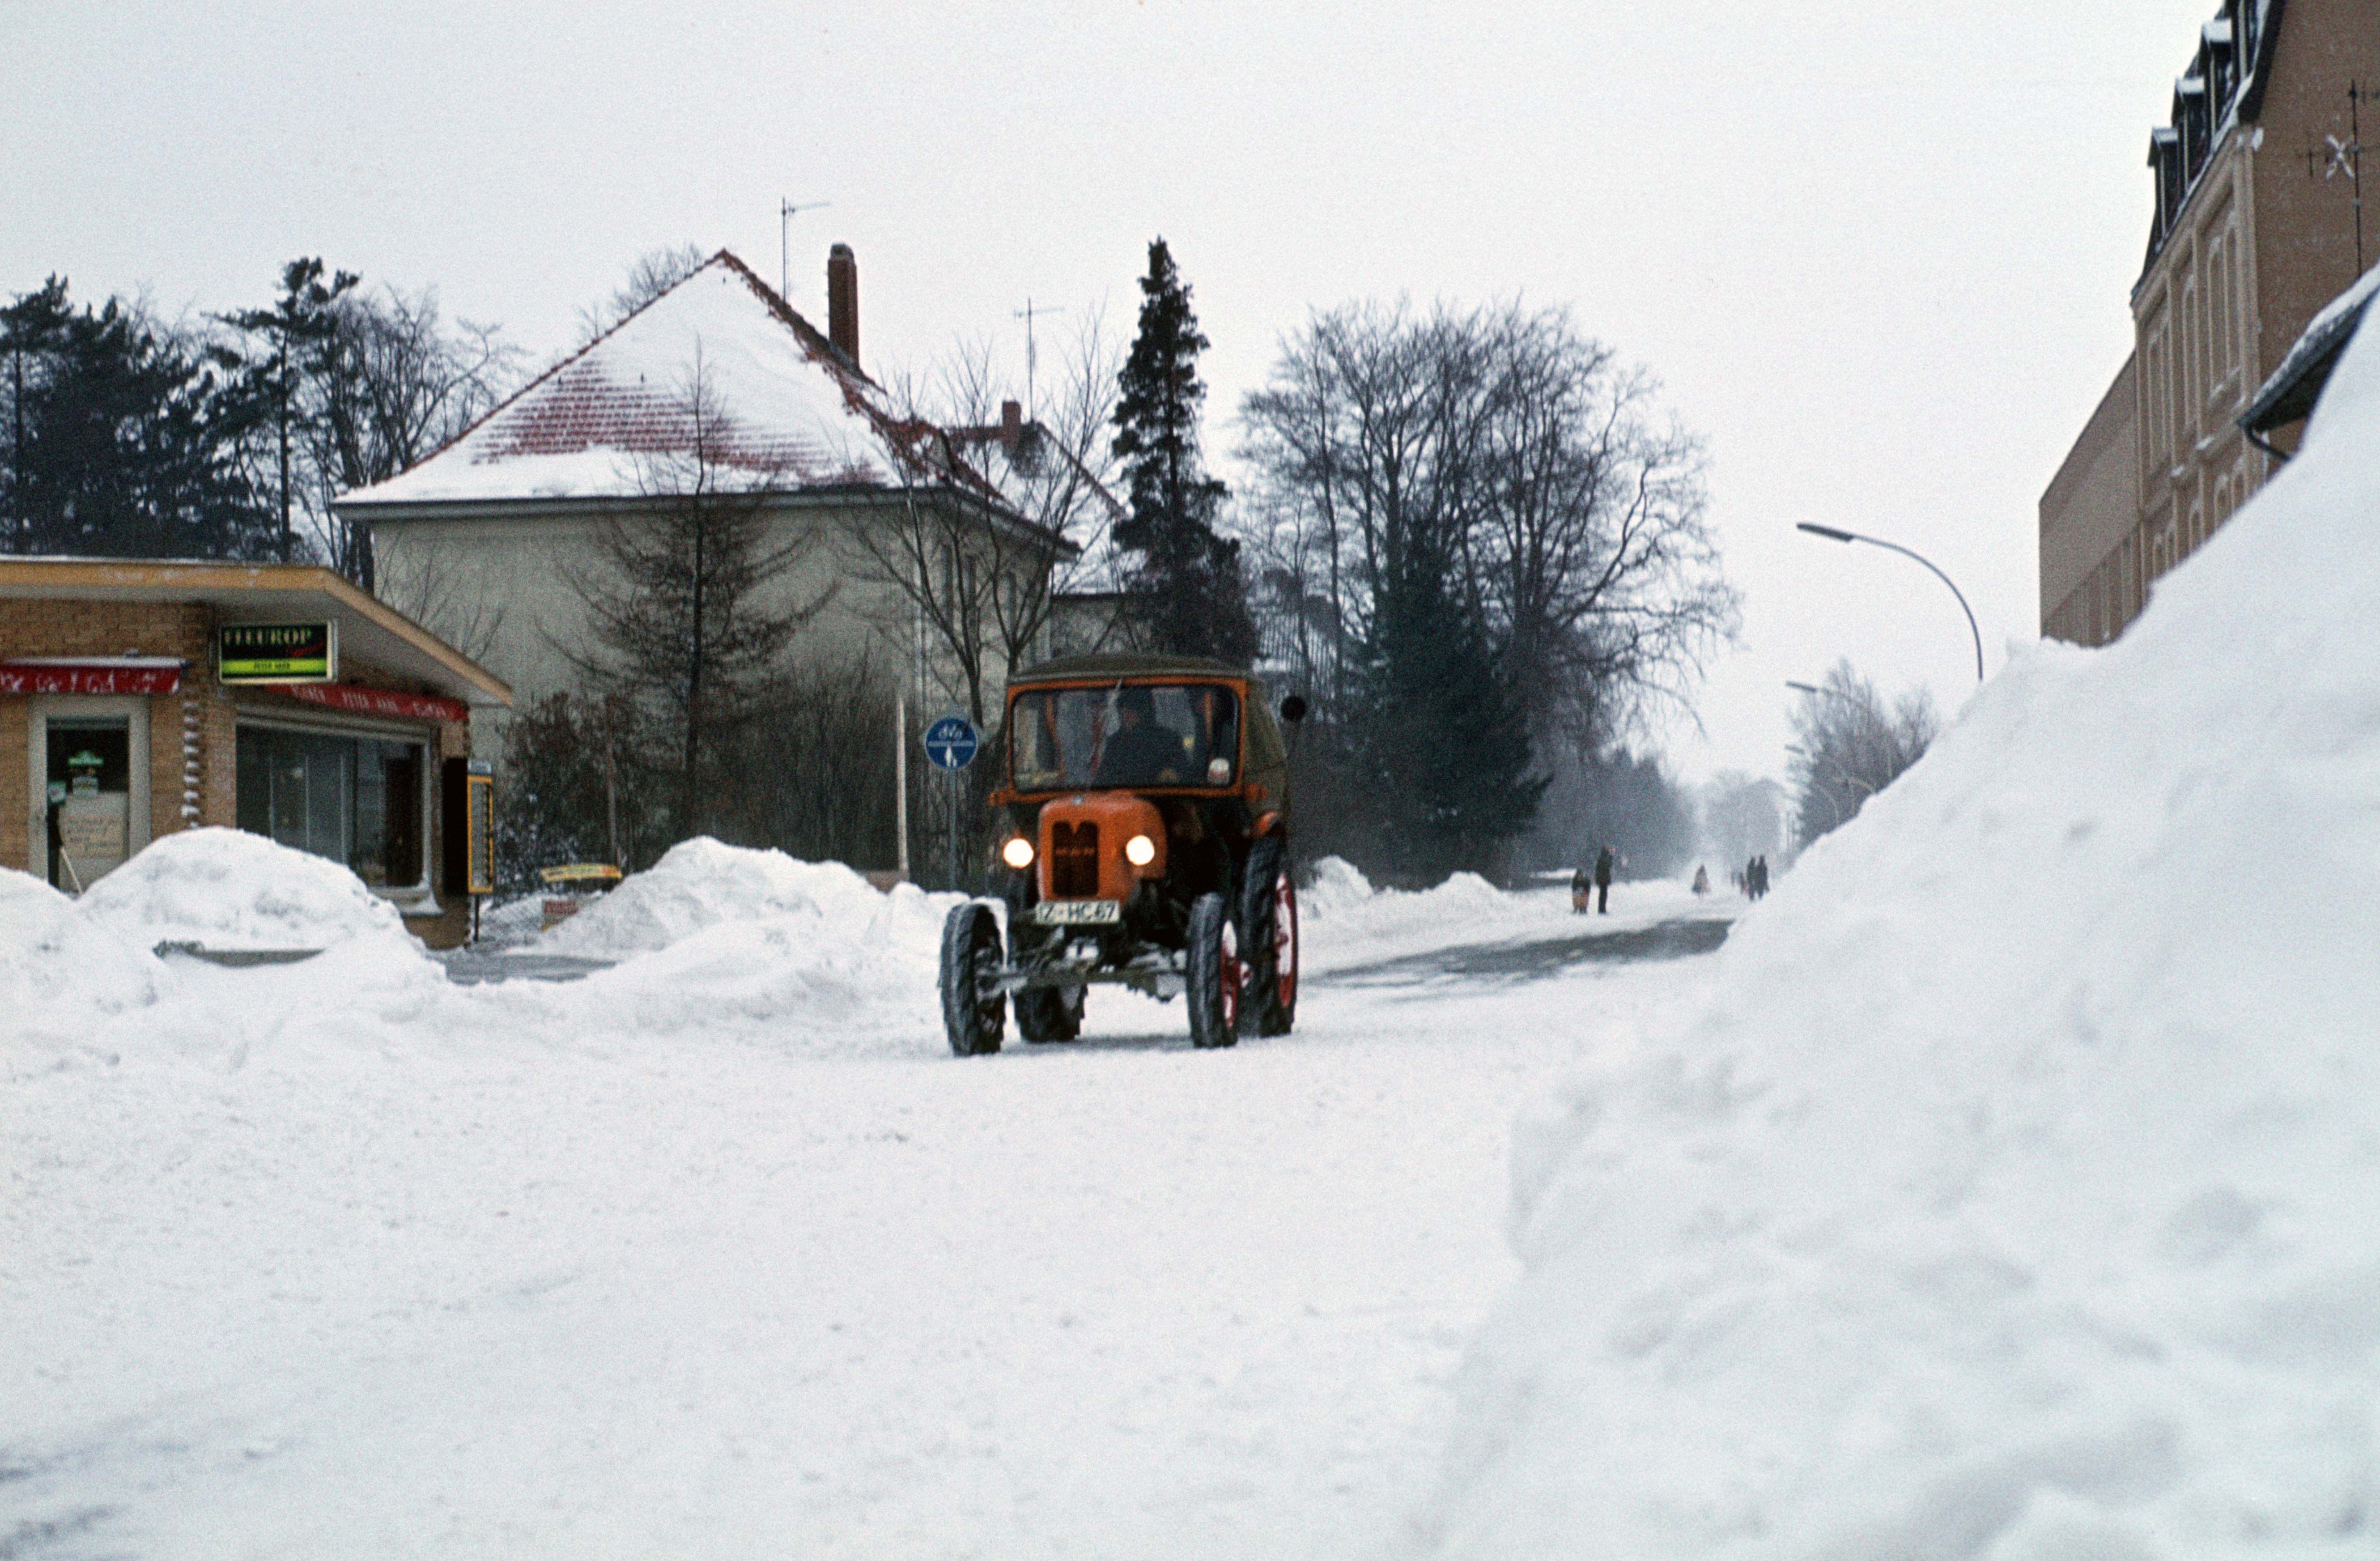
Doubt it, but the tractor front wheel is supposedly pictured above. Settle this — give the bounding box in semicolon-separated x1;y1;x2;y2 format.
939;902;1006;1056
1186;892;1239;1049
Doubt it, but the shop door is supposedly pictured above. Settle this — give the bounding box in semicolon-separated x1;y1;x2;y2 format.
30;704;147;890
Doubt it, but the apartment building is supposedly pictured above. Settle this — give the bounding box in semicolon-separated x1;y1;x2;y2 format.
2041;0;2379;645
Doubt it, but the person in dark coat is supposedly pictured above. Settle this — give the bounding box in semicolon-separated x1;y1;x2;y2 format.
1096;686;1185;785
1594;845;1615;914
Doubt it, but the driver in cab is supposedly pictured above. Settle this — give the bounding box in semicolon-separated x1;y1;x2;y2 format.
1096;686;1185;785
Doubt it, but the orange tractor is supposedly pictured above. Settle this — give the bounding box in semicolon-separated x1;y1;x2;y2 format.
938;653;1305;1052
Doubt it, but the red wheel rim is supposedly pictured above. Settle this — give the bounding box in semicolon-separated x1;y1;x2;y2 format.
1275;874;1297;1011
1219;912;1239;1031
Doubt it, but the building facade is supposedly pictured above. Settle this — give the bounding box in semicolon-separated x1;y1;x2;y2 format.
1;560;510;946
343;249;1084;747
2041;0;2379;645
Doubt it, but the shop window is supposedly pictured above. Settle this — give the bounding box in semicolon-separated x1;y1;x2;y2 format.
236;725;426;889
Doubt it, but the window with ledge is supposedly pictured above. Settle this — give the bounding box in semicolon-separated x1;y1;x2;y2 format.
2140;304;2172;475
236;724;428;892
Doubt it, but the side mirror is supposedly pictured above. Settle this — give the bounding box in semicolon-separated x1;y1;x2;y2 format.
1279;695;1308;724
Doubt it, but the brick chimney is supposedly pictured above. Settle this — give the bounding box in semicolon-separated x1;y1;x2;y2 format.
827;244;858;368
1001;399;1023;449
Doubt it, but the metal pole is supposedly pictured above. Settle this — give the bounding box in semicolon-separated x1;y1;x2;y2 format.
1796;523;1985;681
779;199;829;303
895;691;909;880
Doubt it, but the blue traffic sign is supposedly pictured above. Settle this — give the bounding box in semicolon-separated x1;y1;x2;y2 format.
923;713;981;770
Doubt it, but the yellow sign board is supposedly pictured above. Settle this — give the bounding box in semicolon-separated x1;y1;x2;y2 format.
219;621;337;683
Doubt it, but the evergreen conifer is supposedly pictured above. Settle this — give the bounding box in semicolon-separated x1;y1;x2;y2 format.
2;277;276;559
1109;239;1258;664
1356;546;1546;882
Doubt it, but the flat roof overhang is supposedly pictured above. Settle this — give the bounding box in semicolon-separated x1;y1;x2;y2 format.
0;558;512;709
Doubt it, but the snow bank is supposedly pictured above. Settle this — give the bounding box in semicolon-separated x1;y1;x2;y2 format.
1;830;450;1074
1300;855;1726;974
1412;334;2380;1552
506;837;960;1045
75;825;414;954
2;827;429;1030
1300;856;1567;972
539;836;897;956
0;868;155;1019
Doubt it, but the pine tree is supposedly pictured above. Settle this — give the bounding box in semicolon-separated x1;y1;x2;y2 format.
1356;544;1545;883
1109;238;1258;664
1;277;276;560
221;259;357;563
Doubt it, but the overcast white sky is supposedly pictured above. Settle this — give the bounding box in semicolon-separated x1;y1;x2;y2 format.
5;0;2218;787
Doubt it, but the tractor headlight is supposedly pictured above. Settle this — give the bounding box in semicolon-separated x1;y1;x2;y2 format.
1124;833;1157;867
1002;836;1036;870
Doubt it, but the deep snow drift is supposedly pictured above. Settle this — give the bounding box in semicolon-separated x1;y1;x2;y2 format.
1405;334;2380;1555
5;827;1690;1559
12;307;2380;1553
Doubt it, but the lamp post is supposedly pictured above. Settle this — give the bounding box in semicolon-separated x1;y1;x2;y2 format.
1786;678;1862;707
1796;523;1984;682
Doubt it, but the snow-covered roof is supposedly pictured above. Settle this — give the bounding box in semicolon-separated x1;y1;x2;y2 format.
342;252;914;507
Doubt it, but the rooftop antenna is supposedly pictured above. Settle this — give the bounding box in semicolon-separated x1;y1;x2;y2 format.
780;199;830;304
2308;81;2372;277
1013;297;1067;420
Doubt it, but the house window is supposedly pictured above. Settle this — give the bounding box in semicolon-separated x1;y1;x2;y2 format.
2180;273;2200;437
2140;304;2172;474
2210;224;2235;395
236;724;427;889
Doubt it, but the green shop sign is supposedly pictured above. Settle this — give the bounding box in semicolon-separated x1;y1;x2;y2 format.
218;621;337;683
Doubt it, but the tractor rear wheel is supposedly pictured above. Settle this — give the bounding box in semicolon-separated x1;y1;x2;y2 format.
1238;838;1298;1037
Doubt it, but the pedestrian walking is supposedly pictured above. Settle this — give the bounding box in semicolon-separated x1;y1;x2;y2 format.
1594;845;1614;914
1570;865;1590;914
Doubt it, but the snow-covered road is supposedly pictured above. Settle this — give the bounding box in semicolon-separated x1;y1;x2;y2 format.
4;845;1730;1559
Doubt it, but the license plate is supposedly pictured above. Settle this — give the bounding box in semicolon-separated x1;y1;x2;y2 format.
1035;899;1121;925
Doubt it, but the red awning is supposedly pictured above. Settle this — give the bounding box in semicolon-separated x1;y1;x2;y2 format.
0;659;183;695
281;682;470;725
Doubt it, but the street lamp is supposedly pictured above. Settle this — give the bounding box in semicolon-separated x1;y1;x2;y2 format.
1796;523;1984;682
1785;678;1862;706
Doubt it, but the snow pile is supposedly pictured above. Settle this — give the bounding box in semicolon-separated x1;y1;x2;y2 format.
1300;854;1726;974
2;829;429;1033
1;830;450;1073
1299;856;1560;972
75;825;413;954
1413;336;2380;1553
515;837;959;1042
0;868;156;1018
540;836;895;956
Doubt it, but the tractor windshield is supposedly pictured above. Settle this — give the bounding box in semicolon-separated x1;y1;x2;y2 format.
1008;683;1241;791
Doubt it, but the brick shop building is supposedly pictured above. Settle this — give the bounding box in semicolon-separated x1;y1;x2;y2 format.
2;559;510;947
